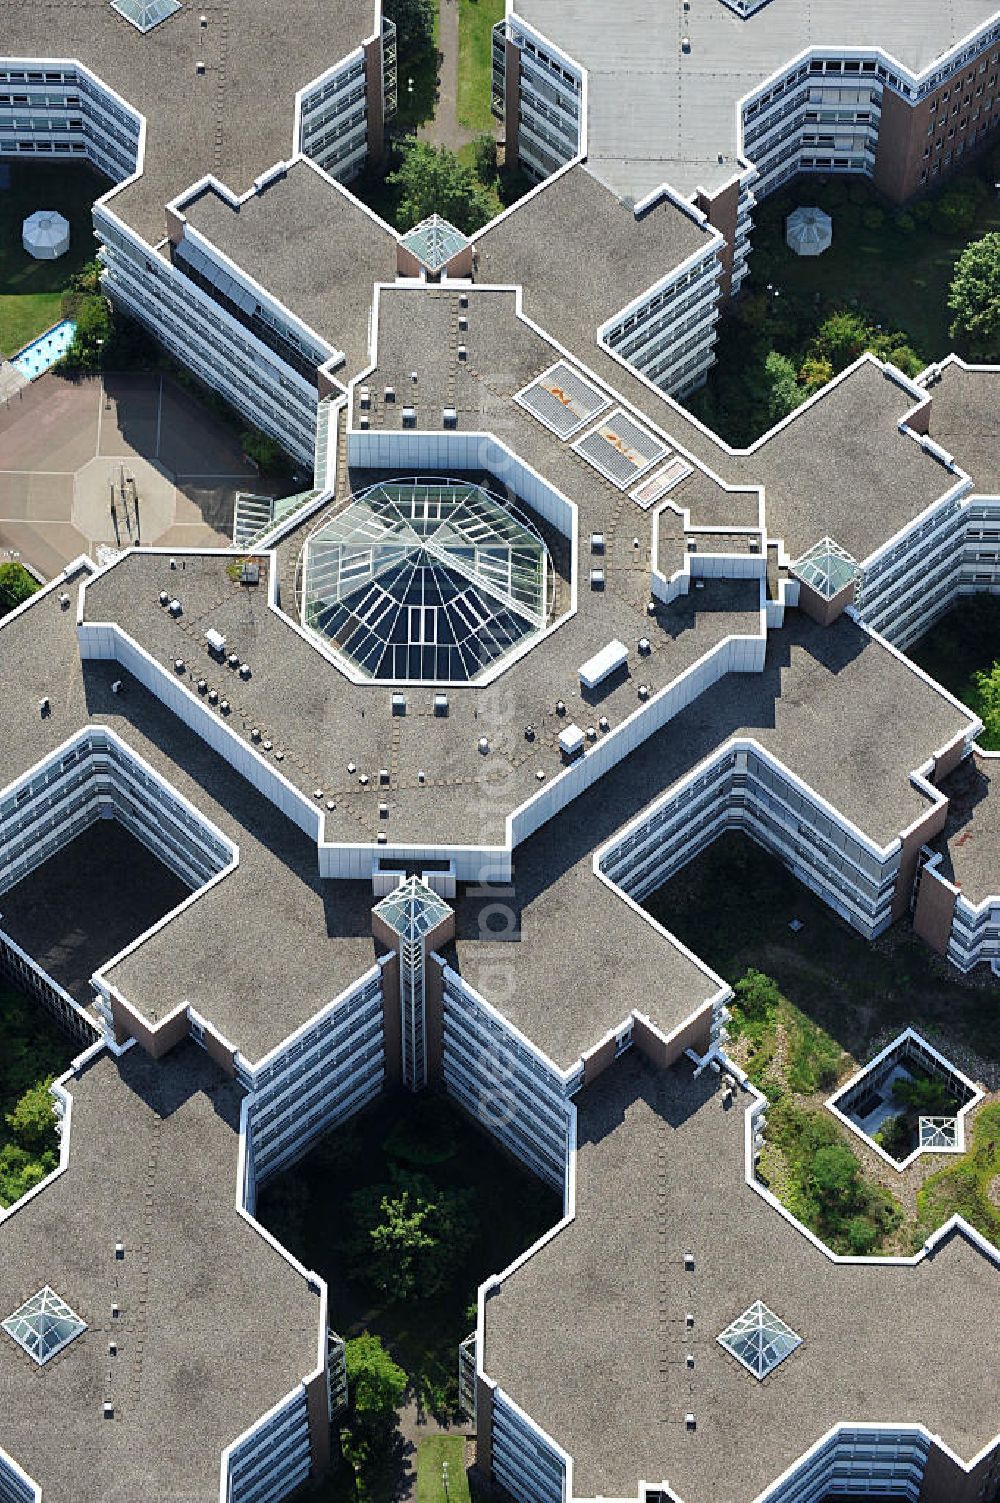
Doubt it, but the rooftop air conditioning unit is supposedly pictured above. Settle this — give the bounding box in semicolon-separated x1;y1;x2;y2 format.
402;406;416;428
559;723;586;762
590;568;605;589
205;628;226;656
443;408;457;428
591;533;605;554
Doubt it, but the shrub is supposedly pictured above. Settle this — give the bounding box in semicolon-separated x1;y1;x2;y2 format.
861;205;885;230
798;354;833;394
932;191;977;236
240;428;284;471
875;1112;912;1159
0;561;39;616
845;1214;878;1254
733;968;781;1022
894;211;916;234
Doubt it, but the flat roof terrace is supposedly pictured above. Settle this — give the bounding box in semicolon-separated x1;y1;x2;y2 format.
0;1041;321;1503
451;611;973;1069
473;165;715;361
483;1051;1000;1503
925;359;1000;497
180;161;399;380
732;358;959;567
3;0;374;245
518;0;1000;202
0;576;376;1063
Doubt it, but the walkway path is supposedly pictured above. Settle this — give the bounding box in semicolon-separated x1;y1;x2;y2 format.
393;1393;472;1502
418;0;476;152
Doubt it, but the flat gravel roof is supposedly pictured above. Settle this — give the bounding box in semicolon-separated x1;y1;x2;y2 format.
484;1051;1000;1502
182;161;399;378
518;0;1000;200
0;1042;321;1503
4;0;374;244
925;360;1000;496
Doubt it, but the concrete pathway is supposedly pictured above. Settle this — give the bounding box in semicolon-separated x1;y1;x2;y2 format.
418;0;476;152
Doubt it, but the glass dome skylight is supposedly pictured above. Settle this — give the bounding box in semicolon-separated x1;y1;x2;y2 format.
301;480;551;682
3;1287;87;1366
399;216;469;273
717;1300;801;1380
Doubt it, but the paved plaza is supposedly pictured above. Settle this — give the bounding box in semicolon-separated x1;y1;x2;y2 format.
0;370;281;578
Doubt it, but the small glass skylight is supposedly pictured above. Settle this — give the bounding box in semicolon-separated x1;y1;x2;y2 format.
717;1300;800;1380
110;0;181;31
374;876;452;944
792;536;858;600
400;215;470;273
3;1287;87;1366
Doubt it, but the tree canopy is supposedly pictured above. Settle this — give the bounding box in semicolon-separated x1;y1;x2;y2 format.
347;1166;477;1301
383;0;435;58
388;142;496;235
344;1333;408;1429
971;660;1000;747
0;561;39;616
948;231;1000;355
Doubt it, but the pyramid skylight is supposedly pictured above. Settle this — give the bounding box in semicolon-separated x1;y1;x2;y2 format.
399;215;469;273
792;536;858;600
374;876;452;944
717;1300;800;1380
301;480;550;682
110;0;181;30
3;1287;87;1366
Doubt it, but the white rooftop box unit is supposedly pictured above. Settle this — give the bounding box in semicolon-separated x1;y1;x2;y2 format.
580;639;628;691
559;723;586;761
205;628;226;655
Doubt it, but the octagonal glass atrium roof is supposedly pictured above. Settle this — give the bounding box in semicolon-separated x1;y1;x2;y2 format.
301;480;551;682
3;1287;87;1366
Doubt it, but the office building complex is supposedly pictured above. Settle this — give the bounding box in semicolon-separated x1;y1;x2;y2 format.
2;2;1000;1502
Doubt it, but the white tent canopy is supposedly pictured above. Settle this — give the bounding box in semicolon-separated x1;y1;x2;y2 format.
22;210;70;261
785;205;832;257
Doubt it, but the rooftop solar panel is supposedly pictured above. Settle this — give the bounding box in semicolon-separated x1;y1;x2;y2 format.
515;361;609;439
572;409;667;489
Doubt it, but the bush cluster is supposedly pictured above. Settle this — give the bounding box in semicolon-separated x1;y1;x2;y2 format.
765;1099;901;1255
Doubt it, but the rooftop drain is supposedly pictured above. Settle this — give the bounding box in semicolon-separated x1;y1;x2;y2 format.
717;1301;801;1380
3;1287;87;1365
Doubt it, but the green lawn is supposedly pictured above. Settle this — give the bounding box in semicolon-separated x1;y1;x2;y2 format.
416;1436;471;1503
644;833;1000;1253
0;159;107;356
457;0;503;134
907;595;1000;749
